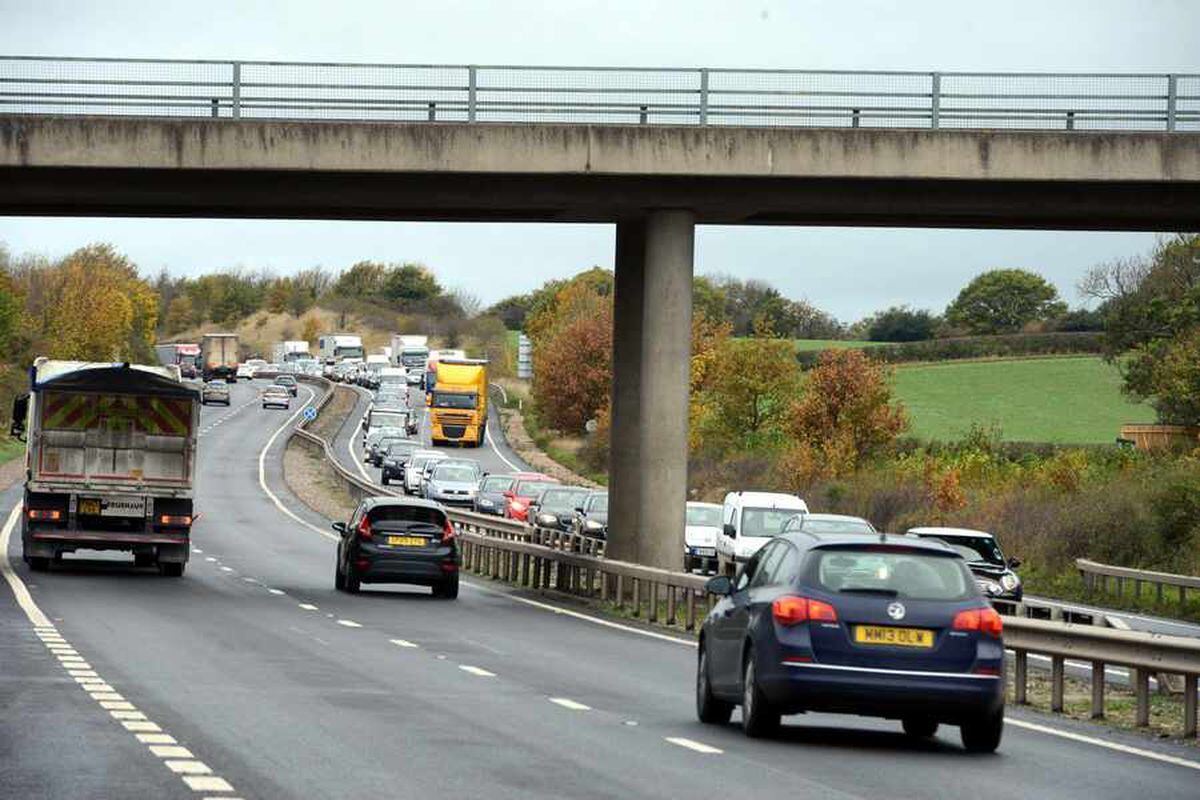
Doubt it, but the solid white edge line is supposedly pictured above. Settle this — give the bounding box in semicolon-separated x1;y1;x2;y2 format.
665;737;723;754
346;408;373;482
0;503;52;627
256;386;339;542
1006;719;1200;772
484;424;522;472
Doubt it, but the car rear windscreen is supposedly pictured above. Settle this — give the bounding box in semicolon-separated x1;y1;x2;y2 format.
811;548;974;601
433;465;477;482
686;505;721;526
369;505;446;528
516;480;558;497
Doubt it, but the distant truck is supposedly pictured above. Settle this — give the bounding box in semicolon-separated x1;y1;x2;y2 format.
423;349;467;395
392;335;430;371
200;333;239;383
429;358;488;447
154;343;201;379
9;359;201;576
272;340;310;364
318;333;365;362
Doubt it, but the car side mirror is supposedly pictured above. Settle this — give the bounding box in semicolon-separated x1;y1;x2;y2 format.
1007;556;1022;569
332;522;347;534
723;523;736;538
705;575;733;596
9;394;28;442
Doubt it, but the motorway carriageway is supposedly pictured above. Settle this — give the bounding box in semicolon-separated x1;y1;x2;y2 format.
2;380;1200;800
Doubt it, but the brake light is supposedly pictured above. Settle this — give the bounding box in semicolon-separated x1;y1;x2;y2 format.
772;596;838;626
357;515;373;540
953;607;1003;638
441;518;456;544
158;515;192;526
27;509;61;521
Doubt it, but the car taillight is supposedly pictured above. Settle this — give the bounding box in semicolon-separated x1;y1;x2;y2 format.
772;596;838;626
357;516;373;540
27;509;61;521
441;519;456;544
953;607;1003;638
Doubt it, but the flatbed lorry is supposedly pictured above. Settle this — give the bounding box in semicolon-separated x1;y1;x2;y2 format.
9;359;201;576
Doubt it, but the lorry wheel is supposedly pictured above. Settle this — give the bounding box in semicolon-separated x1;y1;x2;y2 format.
159;562;185;577
28;556;51;572
133;553;155;568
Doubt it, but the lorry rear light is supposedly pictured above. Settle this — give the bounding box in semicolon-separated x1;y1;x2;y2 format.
159;514;192;526
357;516;373;540
27;509;61;521
953;607;1003;638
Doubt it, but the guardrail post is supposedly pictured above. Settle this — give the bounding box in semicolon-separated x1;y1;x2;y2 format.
667;585;677;626
639;104;648;125
1166;74;1177;132
930;72;941;129
632;578;641;617
615;574;625;610
1135;579;1143;599
1066;110;1075;131
851;108;860;128
1014;651;1028;704
649;582;659;622
467;65;477;122
1156;581;1164;605
231;62;241;119
1091;661;1105;719
428;102;436;121
1051;656;1065;712
211;98;219;118
1135;669;1151;727
1185;674;1197;737
698;68;709;125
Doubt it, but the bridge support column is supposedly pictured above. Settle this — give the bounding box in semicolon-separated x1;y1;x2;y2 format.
606;210;694;570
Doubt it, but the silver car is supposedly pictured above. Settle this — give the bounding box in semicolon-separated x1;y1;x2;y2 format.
404;451;447;496
201;381;231;406
423;461;483;507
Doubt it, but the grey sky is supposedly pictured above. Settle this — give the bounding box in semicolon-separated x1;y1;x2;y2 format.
0;0;1191;321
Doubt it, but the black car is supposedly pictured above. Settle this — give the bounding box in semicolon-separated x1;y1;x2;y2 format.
907;527;1023;602
474;474;515;516
273;374;298;397
529;487;592;532
333;497;459;598
370;435;409;467
570;491;608;539
380;440;420;485
697;532;1004;752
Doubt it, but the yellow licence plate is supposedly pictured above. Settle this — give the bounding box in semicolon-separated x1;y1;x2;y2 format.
386;536;425;547
855;625;934;648
78;499;101;515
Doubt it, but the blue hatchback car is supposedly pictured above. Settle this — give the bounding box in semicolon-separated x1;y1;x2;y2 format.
697;532;1005;751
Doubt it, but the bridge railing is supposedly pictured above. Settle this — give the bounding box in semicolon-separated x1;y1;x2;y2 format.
2;56;1197;131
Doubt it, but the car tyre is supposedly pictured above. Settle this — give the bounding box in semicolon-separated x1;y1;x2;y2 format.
28;556;50;572
159;562;185;577
433;573;459;599
696;643;734;725
902;717;939;738
334;558;346;591
344;562;361;594
741;652;779;738
960;708;1003;753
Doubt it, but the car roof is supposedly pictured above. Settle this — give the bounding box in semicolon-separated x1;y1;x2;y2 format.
781;531;959;555
724;491;807;510
687;501;721;510
908;526;995;539
801;513;873;524
433;459;480;470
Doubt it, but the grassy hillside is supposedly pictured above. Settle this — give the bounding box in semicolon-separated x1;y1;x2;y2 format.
892;356;1155;444
175;308;396;358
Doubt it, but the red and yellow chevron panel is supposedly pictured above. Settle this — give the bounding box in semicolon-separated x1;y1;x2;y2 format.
41;392;192;436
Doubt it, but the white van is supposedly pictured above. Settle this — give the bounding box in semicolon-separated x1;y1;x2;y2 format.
716;491;808;575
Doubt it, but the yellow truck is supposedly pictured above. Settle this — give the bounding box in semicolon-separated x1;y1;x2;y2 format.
429;358;488;447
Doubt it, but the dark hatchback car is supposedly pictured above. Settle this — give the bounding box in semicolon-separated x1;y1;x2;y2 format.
529;487;592;532
333;497;459;598
273;374;299;397
697;532;1004;752
474;474;515;516
571;491;609;539
379;440;421;485
908;527;1023;602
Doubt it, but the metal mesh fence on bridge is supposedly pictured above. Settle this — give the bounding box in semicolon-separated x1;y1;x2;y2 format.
0;56;1196;131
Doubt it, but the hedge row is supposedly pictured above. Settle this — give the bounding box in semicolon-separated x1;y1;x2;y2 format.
795;331;1105;368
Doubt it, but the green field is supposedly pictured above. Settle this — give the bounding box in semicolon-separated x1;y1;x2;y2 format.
891;357;1155;444
792;339;882;351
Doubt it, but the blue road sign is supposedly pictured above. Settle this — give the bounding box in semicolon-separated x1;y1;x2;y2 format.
303;407;318;422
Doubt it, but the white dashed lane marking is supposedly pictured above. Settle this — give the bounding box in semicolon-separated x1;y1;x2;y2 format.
549;697;591;711
390;638;419;649
336;619;362;628
665;737;724;754
458;665;496;677
298;603;318;611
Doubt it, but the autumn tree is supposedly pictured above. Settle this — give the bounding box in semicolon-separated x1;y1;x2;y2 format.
531;303;613;432
300;314;321;346
780;349;907;486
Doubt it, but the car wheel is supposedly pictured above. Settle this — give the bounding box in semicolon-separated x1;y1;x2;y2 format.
334;558;346;591
902;717;939;738
433;573;460;599
344;562;361;594
696;643;734;724
159;562;185;577
741;651;779;738
28;556;50;572
960;709;1003;753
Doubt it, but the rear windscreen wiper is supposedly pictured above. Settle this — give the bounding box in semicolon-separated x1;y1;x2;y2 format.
838;587;899;597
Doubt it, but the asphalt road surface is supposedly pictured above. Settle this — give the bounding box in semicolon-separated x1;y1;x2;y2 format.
3;379;1199;800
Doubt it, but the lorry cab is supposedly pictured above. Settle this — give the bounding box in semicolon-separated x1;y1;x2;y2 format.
716;490;808;576
428;358;488;448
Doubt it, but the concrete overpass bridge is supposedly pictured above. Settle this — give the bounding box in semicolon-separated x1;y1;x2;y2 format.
2;57;1199;568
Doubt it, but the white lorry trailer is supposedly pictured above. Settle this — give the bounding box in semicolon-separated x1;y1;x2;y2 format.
200;333;239;383
318;333;365;362
9;359;201;576
272;340;310;364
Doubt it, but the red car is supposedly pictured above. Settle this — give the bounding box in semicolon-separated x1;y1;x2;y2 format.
504;473;560;522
